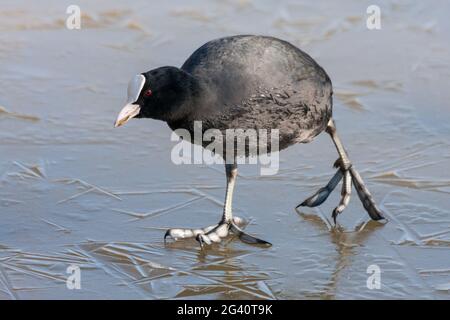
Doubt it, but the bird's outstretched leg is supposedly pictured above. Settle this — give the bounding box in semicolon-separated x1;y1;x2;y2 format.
298;119;386;223
165;163;271;248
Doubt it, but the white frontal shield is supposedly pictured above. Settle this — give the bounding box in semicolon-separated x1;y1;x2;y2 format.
126;74;146;104
115;74;146;127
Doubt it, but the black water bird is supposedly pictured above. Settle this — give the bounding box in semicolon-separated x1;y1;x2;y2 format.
114;35;386;247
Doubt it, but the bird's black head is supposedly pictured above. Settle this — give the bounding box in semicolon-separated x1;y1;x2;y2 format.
115;66;199;127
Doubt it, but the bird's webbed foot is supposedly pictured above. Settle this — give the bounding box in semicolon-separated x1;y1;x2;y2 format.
296;166;344;209
164;216;271;248
297;158;385;224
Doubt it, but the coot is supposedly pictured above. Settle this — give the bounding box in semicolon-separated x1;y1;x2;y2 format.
115;35;386;247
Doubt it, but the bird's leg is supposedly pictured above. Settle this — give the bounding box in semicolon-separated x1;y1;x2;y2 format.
196;163;271;247
327;119;385;221
164;164;242;243
298;119;386;222
165;164;271;247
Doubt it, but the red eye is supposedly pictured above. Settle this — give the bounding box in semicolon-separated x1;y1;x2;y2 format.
144;89;152;97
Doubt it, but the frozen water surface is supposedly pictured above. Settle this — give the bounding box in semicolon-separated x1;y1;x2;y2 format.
0;0;449;299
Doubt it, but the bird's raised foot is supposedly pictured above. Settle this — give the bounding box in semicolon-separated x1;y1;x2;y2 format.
331;169;352;224
348;167;386;222
297;159;386;224
297;167;343;209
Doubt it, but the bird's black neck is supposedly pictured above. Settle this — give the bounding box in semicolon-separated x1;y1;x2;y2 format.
164;72;215;127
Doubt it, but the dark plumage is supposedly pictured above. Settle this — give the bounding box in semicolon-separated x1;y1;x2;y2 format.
136;36;332;153
115;35;386;248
